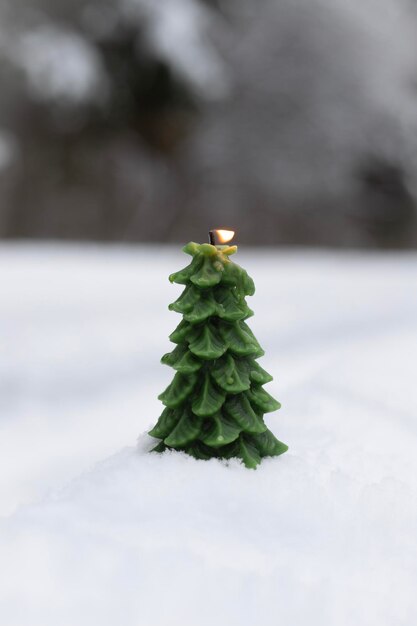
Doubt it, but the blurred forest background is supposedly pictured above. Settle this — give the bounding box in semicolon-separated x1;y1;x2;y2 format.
0;0;417;247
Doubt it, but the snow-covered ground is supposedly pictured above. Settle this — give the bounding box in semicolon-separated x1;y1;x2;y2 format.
0;243;416;625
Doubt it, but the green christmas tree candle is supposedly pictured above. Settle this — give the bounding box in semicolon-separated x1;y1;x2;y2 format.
148;230;288;468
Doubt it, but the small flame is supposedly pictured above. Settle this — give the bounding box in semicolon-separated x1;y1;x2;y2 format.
212;229;235;244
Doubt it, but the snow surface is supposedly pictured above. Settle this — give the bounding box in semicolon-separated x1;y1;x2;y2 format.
0;244;416;625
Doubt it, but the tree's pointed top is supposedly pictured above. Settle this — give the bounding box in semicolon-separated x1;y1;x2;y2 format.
183;241;237;258
170;242;253;295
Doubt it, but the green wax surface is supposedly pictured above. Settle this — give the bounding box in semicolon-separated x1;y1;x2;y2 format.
148;242;288;469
